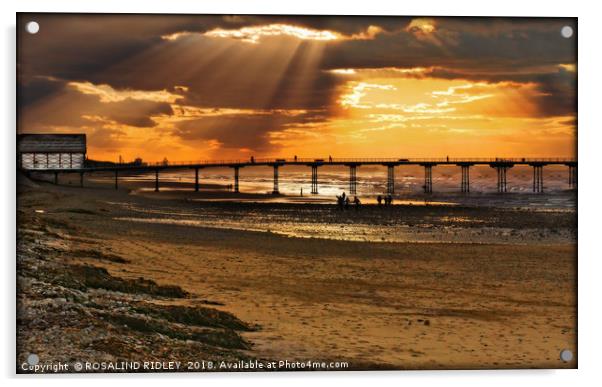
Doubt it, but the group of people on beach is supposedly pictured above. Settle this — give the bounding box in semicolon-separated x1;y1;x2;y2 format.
376;194;394;206
335;192;396;210
336;192;361;210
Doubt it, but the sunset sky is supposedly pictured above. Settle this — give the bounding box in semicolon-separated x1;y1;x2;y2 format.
18;15;577;162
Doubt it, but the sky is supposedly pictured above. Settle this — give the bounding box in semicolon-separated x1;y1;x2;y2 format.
17;14;577;162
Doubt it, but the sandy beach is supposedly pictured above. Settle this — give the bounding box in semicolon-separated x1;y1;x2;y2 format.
17;175;577;371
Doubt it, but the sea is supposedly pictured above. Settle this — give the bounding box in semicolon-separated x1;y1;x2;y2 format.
116;164;576;211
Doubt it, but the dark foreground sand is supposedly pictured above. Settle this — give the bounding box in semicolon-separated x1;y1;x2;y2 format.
17;176;577;371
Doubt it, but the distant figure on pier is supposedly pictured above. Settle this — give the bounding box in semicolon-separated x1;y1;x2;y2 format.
353;196;361;210
446;155;449;162
294;155;298;162
329;155;332;163
250;156;255;163
377;195;383;206
300;188;303;197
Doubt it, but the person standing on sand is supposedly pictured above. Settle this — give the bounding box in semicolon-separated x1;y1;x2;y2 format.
377;195;383;206
384;194;392;206
336;194;344;209
388;194;394;206
353;196;361;210
344;196;350;210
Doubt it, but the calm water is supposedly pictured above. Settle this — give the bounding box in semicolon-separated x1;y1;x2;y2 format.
118;165;576;210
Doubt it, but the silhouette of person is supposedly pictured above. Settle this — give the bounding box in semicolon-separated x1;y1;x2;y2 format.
388;194;394;206
294;155;298;162
446;155;449;162
377;195;382;206
344;196;350;209
329;155;332;163
250;156;255;163
300;188;303;197
353;196;361;210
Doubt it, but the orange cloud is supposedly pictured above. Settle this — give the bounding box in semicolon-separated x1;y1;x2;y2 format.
68;82;183;104
163;23;383;44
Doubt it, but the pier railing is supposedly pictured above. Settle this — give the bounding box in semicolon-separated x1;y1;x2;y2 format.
139;157;577;167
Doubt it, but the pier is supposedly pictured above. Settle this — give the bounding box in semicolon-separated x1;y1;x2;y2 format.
23;157;577;194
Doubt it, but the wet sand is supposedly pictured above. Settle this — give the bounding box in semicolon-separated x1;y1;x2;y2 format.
17;175;577;370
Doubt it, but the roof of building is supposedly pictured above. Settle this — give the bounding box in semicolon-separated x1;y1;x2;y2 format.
18;134;86;153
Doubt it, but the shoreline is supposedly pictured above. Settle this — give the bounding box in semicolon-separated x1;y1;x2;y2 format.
27;171;578;210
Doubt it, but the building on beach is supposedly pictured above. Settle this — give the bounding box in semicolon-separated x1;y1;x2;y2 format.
18;134;86;170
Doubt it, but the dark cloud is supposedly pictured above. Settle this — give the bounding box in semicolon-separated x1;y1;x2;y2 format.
18;76;65;107
18;14;575;89
18;76;174;130
321;18;576;71
532;68;577;118
172;110;327;151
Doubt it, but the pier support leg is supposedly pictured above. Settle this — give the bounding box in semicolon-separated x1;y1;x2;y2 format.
273;165;280;194
387;165;395;195
114;170;118;190
80;172;84;188
54;172;58;185
569;165;577;189
423;165;433;193
234;167;239;193
496;166;509;193
533;165;543;193
194;168;199;192
461;165;470;193
155;169;159;192
349;165;357;195
311;165;319;194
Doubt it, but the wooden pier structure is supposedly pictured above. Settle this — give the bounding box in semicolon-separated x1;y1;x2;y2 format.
25;157;577;194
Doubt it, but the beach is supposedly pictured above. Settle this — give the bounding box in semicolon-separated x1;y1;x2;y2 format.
17;174;577;370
